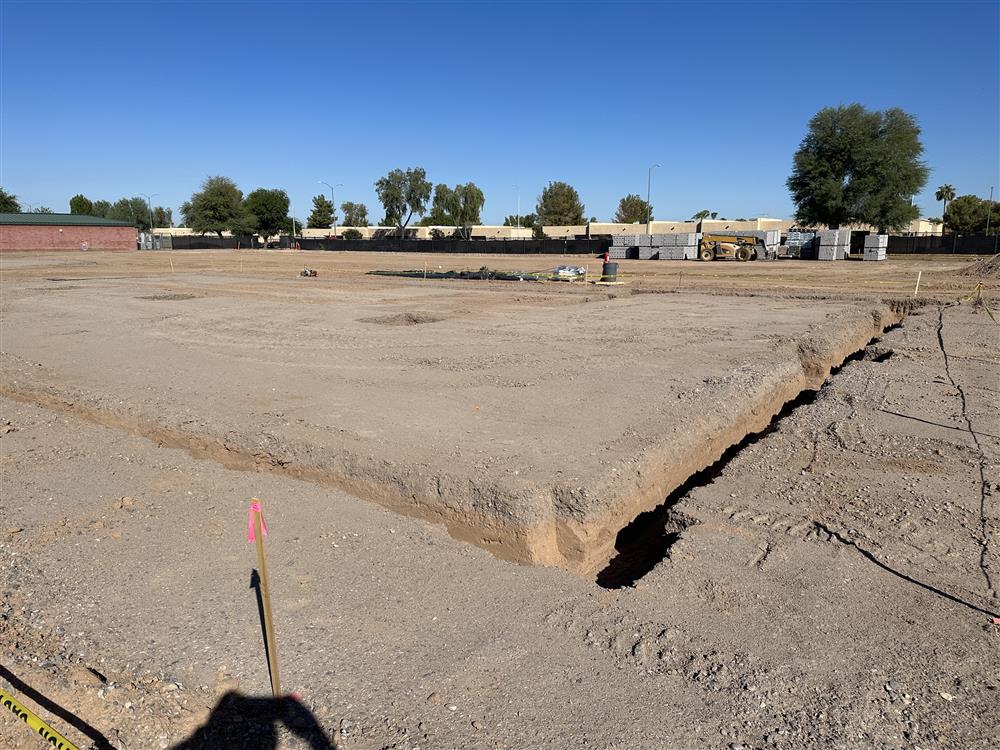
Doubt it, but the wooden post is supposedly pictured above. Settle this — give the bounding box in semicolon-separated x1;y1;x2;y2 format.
251;500;281;699
913;270;922;297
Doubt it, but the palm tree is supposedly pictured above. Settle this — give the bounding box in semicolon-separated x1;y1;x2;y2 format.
689;209;711;221
935;184;956;231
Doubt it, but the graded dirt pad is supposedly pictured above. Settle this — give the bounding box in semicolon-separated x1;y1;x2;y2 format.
1;251;998;750
1;259;904;573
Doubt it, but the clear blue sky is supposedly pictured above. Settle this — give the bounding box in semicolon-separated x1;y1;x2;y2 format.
1;0;997;225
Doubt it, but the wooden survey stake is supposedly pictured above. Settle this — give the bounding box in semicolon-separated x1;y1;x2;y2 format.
248;498;281;699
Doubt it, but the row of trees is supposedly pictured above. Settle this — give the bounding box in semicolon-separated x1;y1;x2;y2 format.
305;196;369;230
3;103;992;238
179;177;293;239
364;167;598;238
68;194;172;231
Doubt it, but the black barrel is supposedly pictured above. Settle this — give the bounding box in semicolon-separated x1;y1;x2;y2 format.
600;262;618;282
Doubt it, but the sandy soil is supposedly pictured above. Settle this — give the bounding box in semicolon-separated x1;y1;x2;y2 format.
1;251;997;750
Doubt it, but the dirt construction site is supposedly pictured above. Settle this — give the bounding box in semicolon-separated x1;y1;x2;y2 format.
1;250;998;750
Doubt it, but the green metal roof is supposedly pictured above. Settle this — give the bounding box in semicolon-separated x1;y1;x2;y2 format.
0;212;134;227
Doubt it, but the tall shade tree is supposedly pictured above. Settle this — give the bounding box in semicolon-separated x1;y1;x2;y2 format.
943;194;1000;234
152;206;173;228
418;184;453;226
244;188;291;239
0;187;21;212
340;201;369;227
108;197;152;230
31;206;54;213
502;213;536;228
92;199;111;218
614;194;652;224
69;194;94;215
787;104;929;233
181;176;256;238
307;194;334;229
445;182;485;239
536;181;585;227
375;167;432;233
935;184;956;230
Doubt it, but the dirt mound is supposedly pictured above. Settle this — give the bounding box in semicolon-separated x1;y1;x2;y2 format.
958;253;1000;278
360;311;445;325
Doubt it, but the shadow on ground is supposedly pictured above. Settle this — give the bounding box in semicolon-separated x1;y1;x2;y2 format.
0;663;114;750
170;692;335;749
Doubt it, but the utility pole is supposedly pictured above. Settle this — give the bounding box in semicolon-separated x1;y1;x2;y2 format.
647;164;660;235
515;186;520;231
986;186;995;236
319;180;342;236
139;192;158;243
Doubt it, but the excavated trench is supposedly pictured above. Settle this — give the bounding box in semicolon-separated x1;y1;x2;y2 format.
595;340;891;589
1;305;911;582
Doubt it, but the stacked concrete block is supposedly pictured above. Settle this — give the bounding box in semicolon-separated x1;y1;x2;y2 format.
651;232;700;260
863;234;888;261
815;229;850;261
611;234;649;247
638;247;657;260
608;246;628;260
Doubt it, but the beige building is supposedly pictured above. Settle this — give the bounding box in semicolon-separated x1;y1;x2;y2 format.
156;216;941;243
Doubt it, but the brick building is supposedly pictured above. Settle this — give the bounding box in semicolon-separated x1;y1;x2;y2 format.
0;213;137;252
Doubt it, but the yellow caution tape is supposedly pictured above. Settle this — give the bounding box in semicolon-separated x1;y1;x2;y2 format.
0;687;80;750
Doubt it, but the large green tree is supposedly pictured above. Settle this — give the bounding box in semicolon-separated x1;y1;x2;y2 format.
180;176;256;238
935;184;956;231
307;194;334;229
614;194;652;224
245;188;291;238
69;194;93;215
152;206;172;228
0;188;20;212
108;197;151;230
375;167;432;233
502;213;536;229
787;104;928;233
92;199;112;218
340;201;369;227
420;183;485;238
536;181;585;226
944;194;1000;234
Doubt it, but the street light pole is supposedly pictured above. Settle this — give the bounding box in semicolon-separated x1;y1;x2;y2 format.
139;192;158;238
319;180;343;236
515;186;520;231
986;186;995;236
647;164;660;235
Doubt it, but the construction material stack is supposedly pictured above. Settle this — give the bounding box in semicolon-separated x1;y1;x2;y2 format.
863;234;888;261
815;229;850;260
609;232;702;260
609;234;640;260
655;233;700;260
